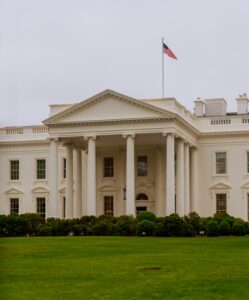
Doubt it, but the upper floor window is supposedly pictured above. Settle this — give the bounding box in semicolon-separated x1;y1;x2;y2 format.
216;152;226;174
10;198;19;214
104;157;114;177
216;193;227;213
37;197;46;220
37;159;46;179
137;156;148;177
10;160;19;180
63;158;66;179
247;152;249;173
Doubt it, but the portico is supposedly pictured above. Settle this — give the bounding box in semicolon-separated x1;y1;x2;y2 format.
43;90;198;218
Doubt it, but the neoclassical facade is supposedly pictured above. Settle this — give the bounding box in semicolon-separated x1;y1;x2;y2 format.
1;90;249;220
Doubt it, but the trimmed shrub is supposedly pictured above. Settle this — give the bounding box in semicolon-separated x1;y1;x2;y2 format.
136;211;156;223
0;215;7;237
114;216;136;236
232;220;246;236
244;222;249;234
23;213;42;235
154;222;166;237
164;214;184;237
180;221;196;237
219;220;231;236
184;212;201;235
206;220;219;237
38;225;53;236
136;220;154;236
92;219;114;236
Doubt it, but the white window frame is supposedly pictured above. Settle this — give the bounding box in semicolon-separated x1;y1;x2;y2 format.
213;151;228;177
9;159;20;182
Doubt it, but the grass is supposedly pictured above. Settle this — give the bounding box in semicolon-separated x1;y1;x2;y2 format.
1;237;249;299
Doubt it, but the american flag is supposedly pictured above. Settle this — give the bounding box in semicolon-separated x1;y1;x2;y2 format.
163;42;177;60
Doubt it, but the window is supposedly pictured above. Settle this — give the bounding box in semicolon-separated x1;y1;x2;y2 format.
10;198;19;214
37;159;46;179
37;197;46;219
104;196;114;215
104;157;114;177
136;206;147;215
63;158;66;179
10;160;19;180
216;152;226;174
216;194;227;213
137;156;148;176
63;197;66;219
136;193;149;201
247;152;249;173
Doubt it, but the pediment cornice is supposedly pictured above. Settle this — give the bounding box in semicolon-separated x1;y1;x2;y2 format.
43;89;176;125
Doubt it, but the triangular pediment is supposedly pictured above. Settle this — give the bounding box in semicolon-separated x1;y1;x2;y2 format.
44;90;174;125
4;187;23;194
209;182;231;189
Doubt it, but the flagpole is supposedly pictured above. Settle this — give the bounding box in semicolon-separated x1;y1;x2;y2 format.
161;37;164;99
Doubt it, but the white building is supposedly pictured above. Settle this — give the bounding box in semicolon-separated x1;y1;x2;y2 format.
1;90;249;220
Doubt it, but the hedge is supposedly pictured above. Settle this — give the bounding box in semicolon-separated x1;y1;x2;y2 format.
0;212;248;237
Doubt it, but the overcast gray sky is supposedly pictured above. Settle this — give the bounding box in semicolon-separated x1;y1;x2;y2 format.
0;0;249;127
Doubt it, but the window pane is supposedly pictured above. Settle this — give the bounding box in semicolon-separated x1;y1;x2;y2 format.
216;152;226;174
10;198;19;214
104;157;114;177
10;160;19;180
216;194;227;213
104;196;114;215
137;156;148;176
37;159;46;179
37;197;46;220
63;197;66;219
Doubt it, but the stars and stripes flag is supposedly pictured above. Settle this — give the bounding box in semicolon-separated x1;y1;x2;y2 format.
162;42;177;60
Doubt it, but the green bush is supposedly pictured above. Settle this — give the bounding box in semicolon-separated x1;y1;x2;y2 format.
219;220;231;236
164;214;184;237
136;211;156;223
92;220;114;236
114;216;136;236
206;220;219;237
180;221;196;237
23;213;42;235
0;215;7;237
136;220;154;236
38;225;53;236
184;212;201;234
154;221;166;237
232;220;246;236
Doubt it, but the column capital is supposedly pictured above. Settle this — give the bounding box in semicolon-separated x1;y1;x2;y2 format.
84;135;96;141
162;132;176;137
47;137;59;143
122;133;136;139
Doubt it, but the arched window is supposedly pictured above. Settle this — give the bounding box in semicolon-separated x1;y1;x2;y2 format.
136;193;149;201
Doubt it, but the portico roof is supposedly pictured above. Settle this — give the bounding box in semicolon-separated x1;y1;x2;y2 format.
43;89;176;126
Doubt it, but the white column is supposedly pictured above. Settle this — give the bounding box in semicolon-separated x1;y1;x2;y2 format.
184;143;190;215
87;137;96;216
176;139;184;216
155;149;163;216
74;148;82;218
190;147;198;212
66;144;73;218
126;135;135;216
166;133;175;215
48;138;58;217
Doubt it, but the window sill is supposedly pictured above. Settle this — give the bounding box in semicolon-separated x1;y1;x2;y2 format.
8;180;21;184
212;174;229;180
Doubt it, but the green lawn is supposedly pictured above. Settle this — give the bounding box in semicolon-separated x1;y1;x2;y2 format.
1;237;249;299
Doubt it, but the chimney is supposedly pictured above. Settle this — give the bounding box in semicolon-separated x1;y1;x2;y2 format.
194;98;205;117
236;93;249;114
